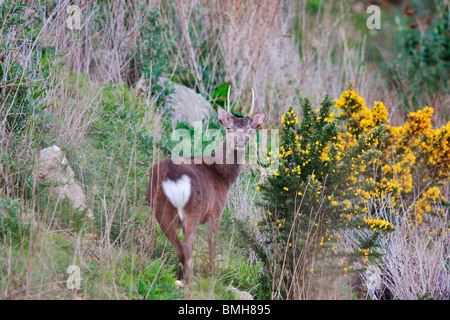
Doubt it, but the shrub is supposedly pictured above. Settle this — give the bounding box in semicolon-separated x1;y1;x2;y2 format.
0;1;54;135
250;92;394;299
334;84;449;226
0;197;30;246
135;5;175;107
248;83;448;299
386;2;449;117
37;186;87;234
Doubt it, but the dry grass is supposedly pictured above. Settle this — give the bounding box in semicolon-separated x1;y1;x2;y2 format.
379;199;450;300
167;0;386;126
382;220;449;300
0;0;166;298
344;187;450;300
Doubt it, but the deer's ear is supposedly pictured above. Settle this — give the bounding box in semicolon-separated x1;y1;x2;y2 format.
251;113;265;129
217;107;229;127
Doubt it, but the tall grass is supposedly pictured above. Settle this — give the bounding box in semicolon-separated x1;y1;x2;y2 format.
167;0;385;125
0;0;175;299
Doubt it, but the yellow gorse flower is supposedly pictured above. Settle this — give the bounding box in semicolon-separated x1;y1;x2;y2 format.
363;217;394;231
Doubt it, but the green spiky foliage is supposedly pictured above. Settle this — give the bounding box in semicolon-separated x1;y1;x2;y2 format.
249;94;394;299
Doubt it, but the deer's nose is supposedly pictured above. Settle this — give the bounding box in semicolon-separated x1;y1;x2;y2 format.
236;136;246;148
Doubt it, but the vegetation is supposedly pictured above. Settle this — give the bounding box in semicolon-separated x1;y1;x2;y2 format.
248;85;448;299
384;1;449;118
0;0;448;300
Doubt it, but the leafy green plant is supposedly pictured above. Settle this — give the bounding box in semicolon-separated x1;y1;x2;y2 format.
386;2;449;116
209;83;231;110
0;1;55;135
37;185;87;234
86;255;184;300
0;197;31;246
135;260;184;300
135;6;175;108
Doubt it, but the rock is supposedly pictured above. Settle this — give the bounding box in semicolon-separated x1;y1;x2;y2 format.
353;264;393;300
174;280;185;289
137;76;214;126
36;145;93;219
226;284;254;300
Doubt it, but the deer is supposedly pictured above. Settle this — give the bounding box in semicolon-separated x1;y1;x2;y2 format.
146;88;265;284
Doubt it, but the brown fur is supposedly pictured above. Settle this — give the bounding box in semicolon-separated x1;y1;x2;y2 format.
146;108;265;280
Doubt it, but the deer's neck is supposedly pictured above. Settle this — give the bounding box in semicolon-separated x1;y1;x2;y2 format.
207;138;244;188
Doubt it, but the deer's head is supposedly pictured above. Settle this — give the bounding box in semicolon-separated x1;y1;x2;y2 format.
217;88;265;150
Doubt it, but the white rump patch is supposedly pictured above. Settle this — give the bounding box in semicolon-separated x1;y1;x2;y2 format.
161;175;191;222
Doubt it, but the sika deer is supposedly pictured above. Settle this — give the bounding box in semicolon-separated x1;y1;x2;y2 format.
146;89;265;282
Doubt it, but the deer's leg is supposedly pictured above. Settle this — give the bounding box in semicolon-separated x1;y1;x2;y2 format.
157;217;185;280
181;216;199;281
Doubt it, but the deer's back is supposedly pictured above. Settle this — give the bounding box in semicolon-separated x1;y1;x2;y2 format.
147;158;229;225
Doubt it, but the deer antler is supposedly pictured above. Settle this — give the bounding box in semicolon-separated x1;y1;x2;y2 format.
227;85;231;114
249;88;255;116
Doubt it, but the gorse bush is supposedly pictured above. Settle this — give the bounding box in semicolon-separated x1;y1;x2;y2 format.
250;92;393;299
334;84;449;226
250;84;448;299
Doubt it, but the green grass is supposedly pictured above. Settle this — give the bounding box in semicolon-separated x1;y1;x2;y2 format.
0;70;258;299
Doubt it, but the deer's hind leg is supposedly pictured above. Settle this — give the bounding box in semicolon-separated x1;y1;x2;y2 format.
207;216;221;276
156;213;185;280
181;214;200;281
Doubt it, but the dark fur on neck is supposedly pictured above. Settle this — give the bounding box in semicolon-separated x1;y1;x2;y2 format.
207;137;244;188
